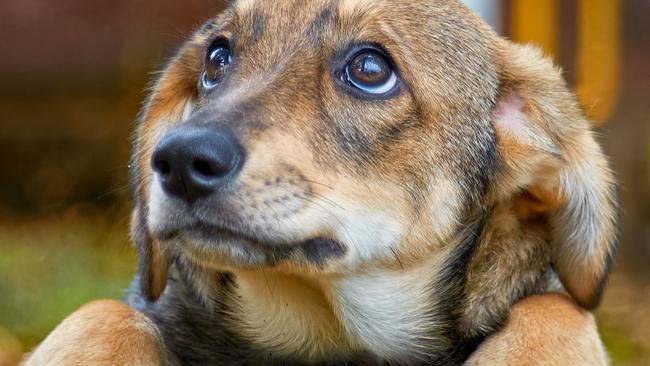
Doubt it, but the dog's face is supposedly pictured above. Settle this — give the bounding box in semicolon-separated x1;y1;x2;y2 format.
132;0;617;338
138;0;500;273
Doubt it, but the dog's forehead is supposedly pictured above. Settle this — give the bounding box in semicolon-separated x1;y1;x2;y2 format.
227;0;366;38
232;0;373;22
223;0;463;37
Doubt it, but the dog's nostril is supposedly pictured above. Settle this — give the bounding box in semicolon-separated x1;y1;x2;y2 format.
192;159;222;177
154;159;172;177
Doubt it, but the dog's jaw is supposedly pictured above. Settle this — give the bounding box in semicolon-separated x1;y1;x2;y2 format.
147;159;464;363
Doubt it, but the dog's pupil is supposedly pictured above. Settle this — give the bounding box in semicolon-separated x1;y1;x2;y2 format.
350;52;390;86
204;46;231;86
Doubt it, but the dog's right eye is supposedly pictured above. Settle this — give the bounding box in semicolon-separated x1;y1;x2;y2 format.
202;41;232;89
338;47;400;98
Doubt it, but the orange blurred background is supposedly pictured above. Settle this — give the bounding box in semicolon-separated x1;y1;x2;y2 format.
0;1;648;364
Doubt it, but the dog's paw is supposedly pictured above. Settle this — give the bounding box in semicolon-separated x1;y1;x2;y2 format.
22;300;165;366
465;294;609;366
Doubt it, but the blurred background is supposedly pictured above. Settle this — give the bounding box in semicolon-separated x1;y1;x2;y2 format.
0;0;648;364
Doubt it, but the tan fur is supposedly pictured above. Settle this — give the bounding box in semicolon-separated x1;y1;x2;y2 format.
234;270;352;359
23;295;607;365
23;301;164;366
492;42;617;309
467;294;609;365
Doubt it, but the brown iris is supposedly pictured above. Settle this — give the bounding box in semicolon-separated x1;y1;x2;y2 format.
202;41;232;89
344;50;397;95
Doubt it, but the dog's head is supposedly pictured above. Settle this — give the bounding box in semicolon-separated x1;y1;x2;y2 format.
131;0;616;325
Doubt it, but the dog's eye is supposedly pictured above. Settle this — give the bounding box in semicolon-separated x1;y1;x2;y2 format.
344;50;397;95
202;41;232;89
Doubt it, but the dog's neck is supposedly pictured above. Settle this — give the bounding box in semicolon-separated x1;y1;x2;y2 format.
231;252;450;362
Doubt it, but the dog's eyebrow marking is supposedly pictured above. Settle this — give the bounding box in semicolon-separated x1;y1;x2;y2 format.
248;7;268;44
307;3;340;39
196;20;216;37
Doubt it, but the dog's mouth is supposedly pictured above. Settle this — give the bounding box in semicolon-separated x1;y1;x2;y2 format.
156;220;294;252
157;221;261;245
154;220;348;268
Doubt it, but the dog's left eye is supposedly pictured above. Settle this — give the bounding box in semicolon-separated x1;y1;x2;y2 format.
343;49;398;95
202;41;232;89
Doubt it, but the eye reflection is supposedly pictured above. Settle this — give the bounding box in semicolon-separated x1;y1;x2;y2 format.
344;49;398;95
202;42;232;89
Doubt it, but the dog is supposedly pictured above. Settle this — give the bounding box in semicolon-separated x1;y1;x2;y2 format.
25;0;618;364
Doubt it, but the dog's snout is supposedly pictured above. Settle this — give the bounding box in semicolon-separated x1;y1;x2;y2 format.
152;127;244;202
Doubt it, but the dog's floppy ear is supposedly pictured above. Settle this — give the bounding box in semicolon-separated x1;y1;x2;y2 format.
492;43;618;309
131;205;172;302
131;39;203;301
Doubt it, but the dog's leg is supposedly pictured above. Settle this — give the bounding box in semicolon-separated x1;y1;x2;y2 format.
22;300;165;366
23;294;607;365
465;294;609;366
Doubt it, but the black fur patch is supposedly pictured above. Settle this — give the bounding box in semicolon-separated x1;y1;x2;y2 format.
300;237;347;265
424;214;488;365
249;8;268;45
332;122;376;165
307;3;339;41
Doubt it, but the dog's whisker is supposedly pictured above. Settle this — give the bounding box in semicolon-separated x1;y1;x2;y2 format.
96;183;131;201
303;179;336;191
257;198;311;240
390;246;404;270
308;192;345;211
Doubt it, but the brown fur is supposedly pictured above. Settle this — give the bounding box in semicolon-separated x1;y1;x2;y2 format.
26;0;617;364
24;296;608;365
467;294;609;365
22;301;164;366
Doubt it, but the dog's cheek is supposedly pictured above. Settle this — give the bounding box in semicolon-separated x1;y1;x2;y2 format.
393;181;464;264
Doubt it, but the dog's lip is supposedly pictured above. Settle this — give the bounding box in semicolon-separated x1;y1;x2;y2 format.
157;222;255;243
155;221;295;249
155;221;348;266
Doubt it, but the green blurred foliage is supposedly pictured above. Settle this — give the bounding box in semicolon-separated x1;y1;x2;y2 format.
0;206;136;348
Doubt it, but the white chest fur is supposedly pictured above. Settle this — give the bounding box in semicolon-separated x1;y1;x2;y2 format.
233;254;447;362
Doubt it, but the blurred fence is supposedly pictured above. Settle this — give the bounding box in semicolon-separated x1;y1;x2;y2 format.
0;0;229;214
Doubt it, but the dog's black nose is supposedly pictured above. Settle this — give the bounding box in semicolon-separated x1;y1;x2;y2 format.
151;127;244;203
